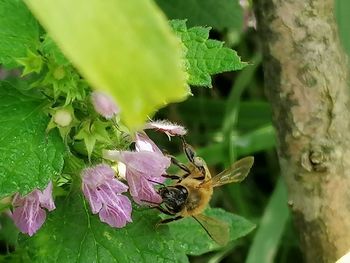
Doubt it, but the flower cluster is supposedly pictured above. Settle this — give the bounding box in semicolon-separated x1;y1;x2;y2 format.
104;132;171;205
10;92;186;235
90;122;185;227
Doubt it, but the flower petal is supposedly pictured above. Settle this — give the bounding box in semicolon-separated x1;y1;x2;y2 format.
119;151;170;178
135;132;162;154
12;200;46;236
38;181;55;211
82;183;103;214
98;195;132;228
126;172;162;205
82;164;116;188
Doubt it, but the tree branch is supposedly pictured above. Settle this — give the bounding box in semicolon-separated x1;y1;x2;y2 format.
254;0;350;262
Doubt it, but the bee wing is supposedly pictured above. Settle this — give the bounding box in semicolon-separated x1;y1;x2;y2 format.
193;214;230;246
203;156;254;188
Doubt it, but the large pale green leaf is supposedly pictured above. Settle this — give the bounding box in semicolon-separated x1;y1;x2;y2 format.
0;81;65;198
0;0;39;68
24;0;189;130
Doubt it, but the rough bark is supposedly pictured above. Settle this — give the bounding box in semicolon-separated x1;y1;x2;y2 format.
254;0;350;262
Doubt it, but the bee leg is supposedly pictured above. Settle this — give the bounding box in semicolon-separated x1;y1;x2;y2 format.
181;137;196;163
155;206;175;216
157;216;183;226
162;174;181;180
169;156;191;173
140;199;162;206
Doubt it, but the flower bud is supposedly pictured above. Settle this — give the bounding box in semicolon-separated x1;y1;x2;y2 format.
53;109;73;127
91;91;120;119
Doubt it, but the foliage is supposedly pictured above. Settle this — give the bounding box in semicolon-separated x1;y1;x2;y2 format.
0;0;39;68
19;192;254;262
4;0;348;261
0;0;259;262
0;82;65;198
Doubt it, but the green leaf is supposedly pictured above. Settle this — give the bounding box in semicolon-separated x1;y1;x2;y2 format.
20;191;189;263
168;208;255;256
0;213;19;247
0;81;65;198
237;102;273;132
246;178;290;263
157;0;243;31
24;0;189;130
19;189;253;261
234;125;276;156
336;0;350;56
170;20;247;87
0;0;39;68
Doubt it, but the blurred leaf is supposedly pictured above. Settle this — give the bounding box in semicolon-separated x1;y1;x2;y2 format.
20;191;189;263
0;81;65;198
177;98;271;136
24;0;189;130
170;20;247;87
222;54;262;134
0;0;39;68
234;125;276;156
237;102;272;132
0;213;19;246
168;208;255;256
157;0;243;31
246;178;290;263
335;0;350;56
170;125;276;173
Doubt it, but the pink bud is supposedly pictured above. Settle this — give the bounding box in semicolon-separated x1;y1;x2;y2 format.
91;91;120;119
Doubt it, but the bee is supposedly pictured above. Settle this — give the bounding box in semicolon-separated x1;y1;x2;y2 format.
155;138;254;246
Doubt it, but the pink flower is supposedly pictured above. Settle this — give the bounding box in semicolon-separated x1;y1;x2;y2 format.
103;149;170;205
91;91;120;119
12;181;55;236
81;164;132;228
144;120;187;138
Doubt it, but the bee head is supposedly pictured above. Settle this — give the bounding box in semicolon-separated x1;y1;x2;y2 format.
158;185;188;213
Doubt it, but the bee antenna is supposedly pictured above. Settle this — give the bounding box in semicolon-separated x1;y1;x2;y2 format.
140;199;163;206
146;179;166;187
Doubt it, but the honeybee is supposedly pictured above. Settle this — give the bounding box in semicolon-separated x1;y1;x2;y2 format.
156;138;254;246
